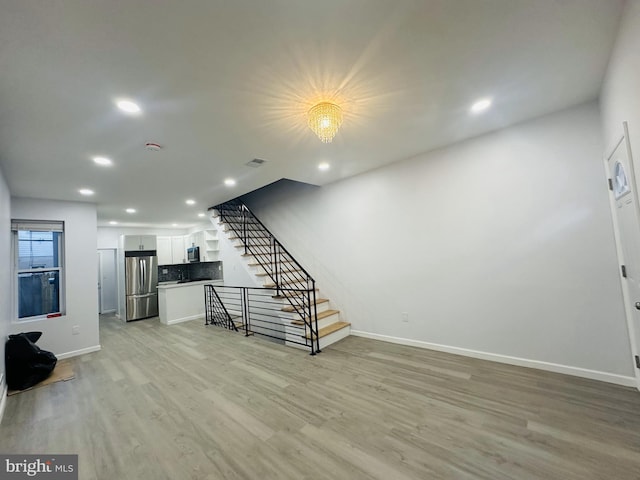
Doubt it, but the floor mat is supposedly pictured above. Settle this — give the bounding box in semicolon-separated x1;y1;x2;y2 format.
7;360;75;396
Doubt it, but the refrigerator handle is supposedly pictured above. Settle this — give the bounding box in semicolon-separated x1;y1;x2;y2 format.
139;258;144;292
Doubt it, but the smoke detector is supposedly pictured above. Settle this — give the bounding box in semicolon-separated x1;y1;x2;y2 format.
145;142;163;152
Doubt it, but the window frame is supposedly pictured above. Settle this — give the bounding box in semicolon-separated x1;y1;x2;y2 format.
11;220;66;322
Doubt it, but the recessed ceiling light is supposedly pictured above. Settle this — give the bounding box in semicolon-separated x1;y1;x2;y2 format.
318;162;330;171
109;221;118;225
224;178;236;187
115;99;141;114
125;208;136;214
198;213;205;217
470;98;492;114
172;223;178;227
185;199;196;205
93;156;113;166
78;188;94;196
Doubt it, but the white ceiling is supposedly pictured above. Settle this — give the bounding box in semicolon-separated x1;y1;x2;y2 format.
0;0;625;227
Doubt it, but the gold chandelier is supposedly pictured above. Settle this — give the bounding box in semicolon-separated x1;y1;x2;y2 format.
307;102;343;143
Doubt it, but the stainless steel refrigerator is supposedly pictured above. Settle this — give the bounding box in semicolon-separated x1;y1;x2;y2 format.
125;251;158;321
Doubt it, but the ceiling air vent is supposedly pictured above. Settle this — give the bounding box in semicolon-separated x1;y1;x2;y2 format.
246;158;267;168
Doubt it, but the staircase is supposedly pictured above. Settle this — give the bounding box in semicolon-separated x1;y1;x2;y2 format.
208;199;350;353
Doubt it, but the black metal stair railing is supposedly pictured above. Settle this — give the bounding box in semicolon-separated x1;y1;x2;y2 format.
204;284;319;354
212;199;320;354
204;283;238;331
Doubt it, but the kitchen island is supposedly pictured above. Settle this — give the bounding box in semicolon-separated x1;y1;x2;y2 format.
157;280;223;325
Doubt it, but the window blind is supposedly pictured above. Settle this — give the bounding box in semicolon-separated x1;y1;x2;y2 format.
11;220;64;232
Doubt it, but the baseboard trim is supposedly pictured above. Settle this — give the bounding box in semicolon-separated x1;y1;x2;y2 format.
164;314;204;326
56;344;102;360
350;330;637;388
0;382;8;425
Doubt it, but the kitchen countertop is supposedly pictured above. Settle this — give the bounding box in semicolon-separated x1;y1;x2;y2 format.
157;279;223;290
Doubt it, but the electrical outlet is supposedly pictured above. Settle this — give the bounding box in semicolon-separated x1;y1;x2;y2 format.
72;325;80;335
162;268;168;274
401;312;409;323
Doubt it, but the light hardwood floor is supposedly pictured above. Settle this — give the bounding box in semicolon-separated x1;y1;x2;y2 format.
2;314;640;479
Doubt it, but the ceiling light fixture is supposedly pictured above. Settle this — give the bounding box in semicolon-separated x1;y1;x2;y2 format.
93;156;113;166
109;221;118;225
198;213;205;217
470;98;492;114
185;199;196;205
308;102;343;143
116;99;141;114
125;208;136;214
318;162;330;171
78;188;94;196
224;178;236;187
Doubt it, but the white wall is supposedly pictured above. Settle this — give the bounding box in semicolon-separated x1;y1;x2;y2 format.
186;222;214;236
244;102;634;382
11;198;100;358
97;226;187;249
0;167;11;416
599;0;640;387
209;219;261;288
601;1;640;168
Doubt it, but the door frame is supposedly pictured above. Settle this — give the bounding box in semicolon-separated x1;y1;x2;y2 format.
604;121;640;390
97;248;117;314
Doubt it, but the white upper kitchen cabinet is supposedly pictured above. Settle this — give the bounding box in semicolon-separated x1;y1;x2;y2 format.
171;236;186;264
123;235;157;251
140;235;156;250
157;236;187;265
156;228;218;264
156;236;172;265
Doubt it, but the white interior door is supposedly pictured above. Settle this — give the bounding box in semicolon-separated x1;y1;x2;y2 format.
98;249;117;314
606;123;640;390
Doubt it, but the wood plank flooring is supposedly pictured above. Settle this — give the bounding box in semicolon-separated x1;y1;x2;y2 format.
1;314;640;479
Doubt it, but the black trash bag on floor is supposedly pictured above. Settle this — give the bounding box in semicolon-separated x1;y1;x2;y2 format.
5;331;57;391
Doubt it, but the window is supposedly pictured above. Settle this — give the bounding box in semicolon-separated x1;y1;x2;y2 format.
12;220;65;320
613;161;630;200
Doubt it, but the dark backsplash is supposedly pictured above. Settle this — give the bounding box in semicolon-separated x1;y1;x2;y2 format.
158;261;223;283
